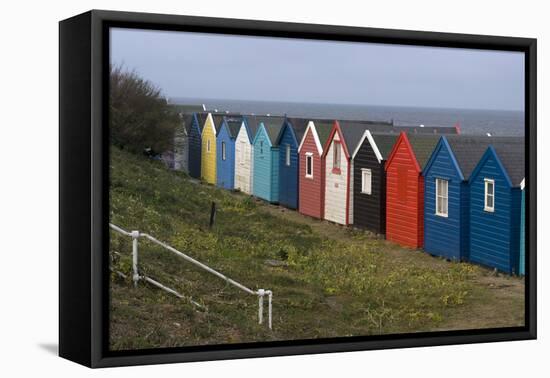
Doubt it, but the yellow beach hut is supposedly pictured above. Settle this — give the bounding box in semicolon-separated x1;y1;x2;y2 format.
201;113;223;184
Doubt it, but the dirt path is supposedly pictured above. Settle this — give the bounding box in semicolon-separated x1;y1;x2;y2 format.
258;200;525;331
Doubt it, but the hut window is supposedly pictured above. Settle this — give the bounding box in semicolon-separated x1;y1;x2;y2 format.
207;139;211;153
484;178;495;212
305;153;313;178
221;142;226;161
333;141;341;171
260;141;264;155
285;144;291;166
361;169;372;195
435;178;448;217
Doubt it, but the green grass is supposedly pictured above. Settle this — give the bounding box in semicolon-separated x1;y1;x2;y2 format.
109;146;524;350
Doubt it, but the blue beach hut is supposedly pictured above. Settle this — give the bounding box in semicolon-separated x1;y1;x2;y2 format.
276;118;309;209
252;116;285;203
468;139;524;274
188;113;207;179
216;115;244;190
422;135;493;261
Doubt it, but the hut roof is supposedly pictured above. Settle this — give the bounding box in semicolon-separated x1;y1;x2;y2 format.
182;113;194;134
285;118;311;143
211;114;225;134
223;115;244;139
370;133;399;160
488;138;525;186
254;116;285;145
441;136;524;184
171;104;205;113
312;120;335;147
406;134;441;169
338;121;392;155
444;135;495;180
195;113;208;132
243;116;259;141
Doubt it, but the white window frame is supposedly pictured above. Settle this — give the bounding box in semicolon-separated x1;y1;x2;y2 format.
305;152;313;178
484;178;495;212
221;141;226;161
333;141;341;170
207;139;211;153
435;178;449;217
285;144;291;166
260;141;263;155
361;168;372;195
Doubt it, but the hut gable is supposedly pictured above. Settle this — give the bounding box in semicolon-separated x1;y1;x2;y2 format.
298;122;323;156
469;140;525;188
352;130;383;163
299;120;334;155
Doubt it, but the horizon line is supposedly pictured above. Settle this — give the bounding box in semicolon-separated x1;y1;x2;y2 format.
168;96;525;113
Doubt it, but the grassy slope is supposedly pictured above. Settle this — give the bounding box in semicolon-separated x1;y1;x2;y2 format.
109;146;524;350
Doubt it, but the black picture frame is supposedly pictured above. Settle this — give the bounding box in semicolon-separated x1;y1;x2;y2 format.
59;9;537;368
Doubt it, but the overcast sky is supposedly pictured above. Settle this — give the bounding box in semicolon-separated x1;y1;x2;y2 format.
110;28;524;111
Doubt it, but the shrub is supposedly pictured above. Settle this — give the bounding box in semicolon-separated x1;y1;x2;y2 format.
110;65;180;154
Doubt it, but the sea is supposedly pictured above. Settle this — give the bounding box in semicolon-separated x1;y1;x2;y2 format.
171;98;525;137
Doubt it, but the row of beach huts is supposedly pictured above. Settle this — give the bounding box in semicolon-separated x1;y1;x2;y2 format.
167;111;525;276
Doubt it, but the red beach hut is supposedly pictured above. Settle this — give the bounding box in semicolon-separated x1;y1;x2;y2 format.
385;132;439;248
297;120;334;219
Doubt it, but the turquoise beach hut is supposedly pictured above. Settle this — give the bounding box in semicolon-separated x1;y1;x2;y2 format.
519;178;526;275
252;116;285;203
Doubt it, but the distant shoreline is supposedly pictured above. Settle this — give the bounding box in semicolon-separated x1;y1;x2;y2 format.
169;97;524;114
169;98;524;136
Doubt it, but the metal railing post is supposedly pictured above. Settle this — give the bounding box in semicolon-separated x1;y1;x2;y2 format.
131;230;140;287
258;289;265;325
267;290;272;330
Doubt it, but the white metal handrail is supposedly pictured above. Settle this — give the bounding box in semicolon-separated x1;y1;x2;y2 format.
109;223;273;329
